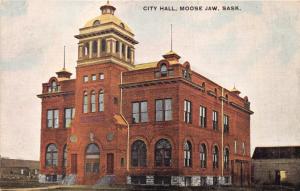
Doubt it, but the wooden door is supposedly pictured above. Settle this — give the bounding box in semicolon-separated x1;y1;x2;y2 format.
71;154;77;174
107;153;114;174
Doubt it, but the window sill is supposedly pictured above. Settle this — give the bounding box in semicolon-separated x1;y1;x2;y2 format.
131;122;150;126
153;166;173;169
44;128;69;131
130;166;148;169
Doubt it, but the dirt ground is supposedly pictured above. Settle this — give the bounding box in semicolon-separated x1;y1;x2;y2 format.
0;181;298;191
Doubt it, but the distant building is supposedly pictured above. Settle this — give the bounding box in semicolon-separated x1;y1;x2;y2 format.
0;157;39;180
252;146;300;186
37;2;253;186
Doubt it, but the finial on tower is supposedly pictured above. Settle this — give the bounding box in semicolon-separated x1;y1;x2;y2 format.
100;0;116;15
231;84;241;95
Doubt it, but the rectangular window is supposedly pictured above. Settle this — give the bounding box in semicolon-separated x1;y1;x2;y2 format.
225;176;229;184
199;106;206;128
200;177;207;186
47;109;59;128
47;110;53;128
212;111;218;130
83;94;88;113
132;101;148;123
64;108;75;128
83;75;88;82
234;140;237;154
184;100;192;124
99;91;104;112
132;102;140;123
213;177;218;185
164;99;172;121
91;93;96;112
224;115;229;133
140;101;148;122
155;99;172;122
99;73;104;80
155;100;163;122
91;74;96;81
242;142;245;155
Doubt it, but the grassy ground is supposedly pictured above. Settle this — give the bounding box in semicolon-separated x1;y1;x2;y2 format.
0;181;298;191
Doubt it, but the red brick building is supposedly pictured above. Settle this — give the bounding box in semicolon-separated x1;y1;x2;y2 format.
37;2;253;186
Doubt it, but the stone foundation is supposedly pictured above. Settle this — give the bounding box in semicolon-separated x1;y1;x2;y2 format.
128;175;232;186
38;174;63;183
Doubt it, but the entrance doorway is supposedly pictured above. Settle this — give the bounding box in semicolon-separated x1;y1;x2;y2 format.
231;160;250;186
275;170;280;185
107;153;114;174
71;154;77;174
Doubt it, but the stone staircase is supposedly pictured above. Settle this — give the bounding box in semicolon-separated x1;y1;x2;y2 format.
62;174;76;185
95;175;116;185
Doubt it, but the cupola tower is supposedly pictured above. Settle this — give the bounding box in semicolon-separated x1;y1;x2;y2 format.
75;1;138;69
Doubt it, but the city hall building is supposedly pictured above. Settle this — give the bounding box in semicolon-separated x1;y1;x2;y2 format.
37;2;253;186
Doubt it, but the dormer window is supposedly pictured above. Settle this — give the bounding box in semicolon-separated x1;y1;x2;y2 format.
49;80;59;93
183;69;191;80
160;64;168;77
93;20;100;26
51;81;57;91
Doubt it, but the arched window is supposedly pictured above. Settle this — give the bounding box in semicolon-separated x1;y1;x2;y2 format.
98;90;104;112
93;20;100;26
45;144;58;167
224;147;229;170
212;145;219;169
184;141;192;167
160;64;168;77
83;43;89;56
63;145;67;168
120;22;125;29
92;41;97;54
90;91;96;112
83;91;88;113
200;144;207;168
155;139;172;167
116;41;120;53
131;140;147;167
51;81;57;92
85;144;100;173
101;39;106;52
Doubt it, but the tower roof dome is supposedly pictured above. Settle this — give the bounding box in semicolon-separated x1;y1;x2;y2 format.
82;1;133;34
83;14;133;34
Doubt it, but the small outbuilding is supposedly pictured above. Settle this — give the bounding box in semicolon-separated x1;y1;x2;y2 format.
252;146;300;186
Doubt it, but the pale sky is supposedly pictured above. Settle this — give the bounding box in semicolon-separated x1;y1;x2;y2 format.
0;1;299;160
